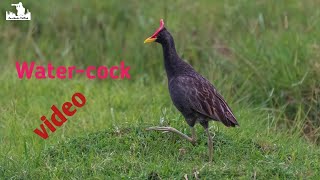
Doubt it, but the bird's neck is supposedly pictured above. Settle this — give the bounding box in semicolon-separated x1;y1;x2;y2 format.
161;38;182;78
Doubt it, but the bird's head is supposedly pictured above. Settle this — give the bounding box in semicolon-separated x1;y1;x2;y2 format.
144;19;169;44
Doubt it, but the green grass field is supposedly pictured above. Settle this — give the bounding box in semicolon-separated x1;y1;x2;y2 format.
1;0;320;179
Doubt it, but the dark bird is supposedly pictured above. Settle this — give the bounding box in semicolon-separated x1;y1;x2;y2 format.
144;19;239;162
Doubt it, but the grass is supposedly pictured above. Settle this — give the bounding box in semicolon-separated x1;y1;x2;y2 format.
1;0;320;179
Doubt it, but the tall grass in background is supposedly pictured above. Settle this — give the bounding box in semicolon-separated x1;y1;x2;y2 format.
3;0;317;142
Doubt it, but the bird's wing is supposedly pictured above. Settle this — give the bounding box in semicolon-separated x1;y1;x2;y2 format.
174;75;239;127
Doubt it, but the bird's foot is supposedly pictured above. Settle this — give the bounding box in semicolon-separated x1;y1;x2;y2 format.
146;126;196;145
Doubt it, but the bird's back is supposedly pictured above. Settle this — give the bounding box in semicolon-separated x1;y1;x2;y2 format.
168;63;239;127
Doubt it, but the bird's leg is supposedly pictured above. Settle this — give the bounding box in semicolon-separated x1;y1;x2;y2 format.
191;127;197;145
205;128;213;162
146;126;197;145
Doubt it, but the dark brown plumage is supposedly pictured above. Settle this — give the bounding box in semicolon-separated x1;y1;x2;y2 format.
169;74;239;128
145;19;239;162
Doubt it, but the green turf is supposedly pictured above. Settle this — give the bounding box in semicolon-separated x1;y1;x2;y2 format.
1;0;320;179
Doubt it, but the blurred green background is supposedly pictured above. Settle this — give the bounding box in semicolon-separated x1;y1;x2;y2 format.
0;0;319;179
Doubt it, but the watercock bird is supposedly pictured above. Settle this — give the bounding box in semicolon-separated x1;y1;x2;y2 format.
144;19;239;162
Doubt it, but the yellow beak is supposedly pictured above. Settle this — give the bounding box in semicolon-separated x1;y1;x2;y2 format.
144;37;157;43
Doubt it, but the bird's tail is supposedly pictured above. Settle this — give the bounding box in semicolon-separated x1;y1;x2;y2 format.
223;111;239;127
216;95;239;127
